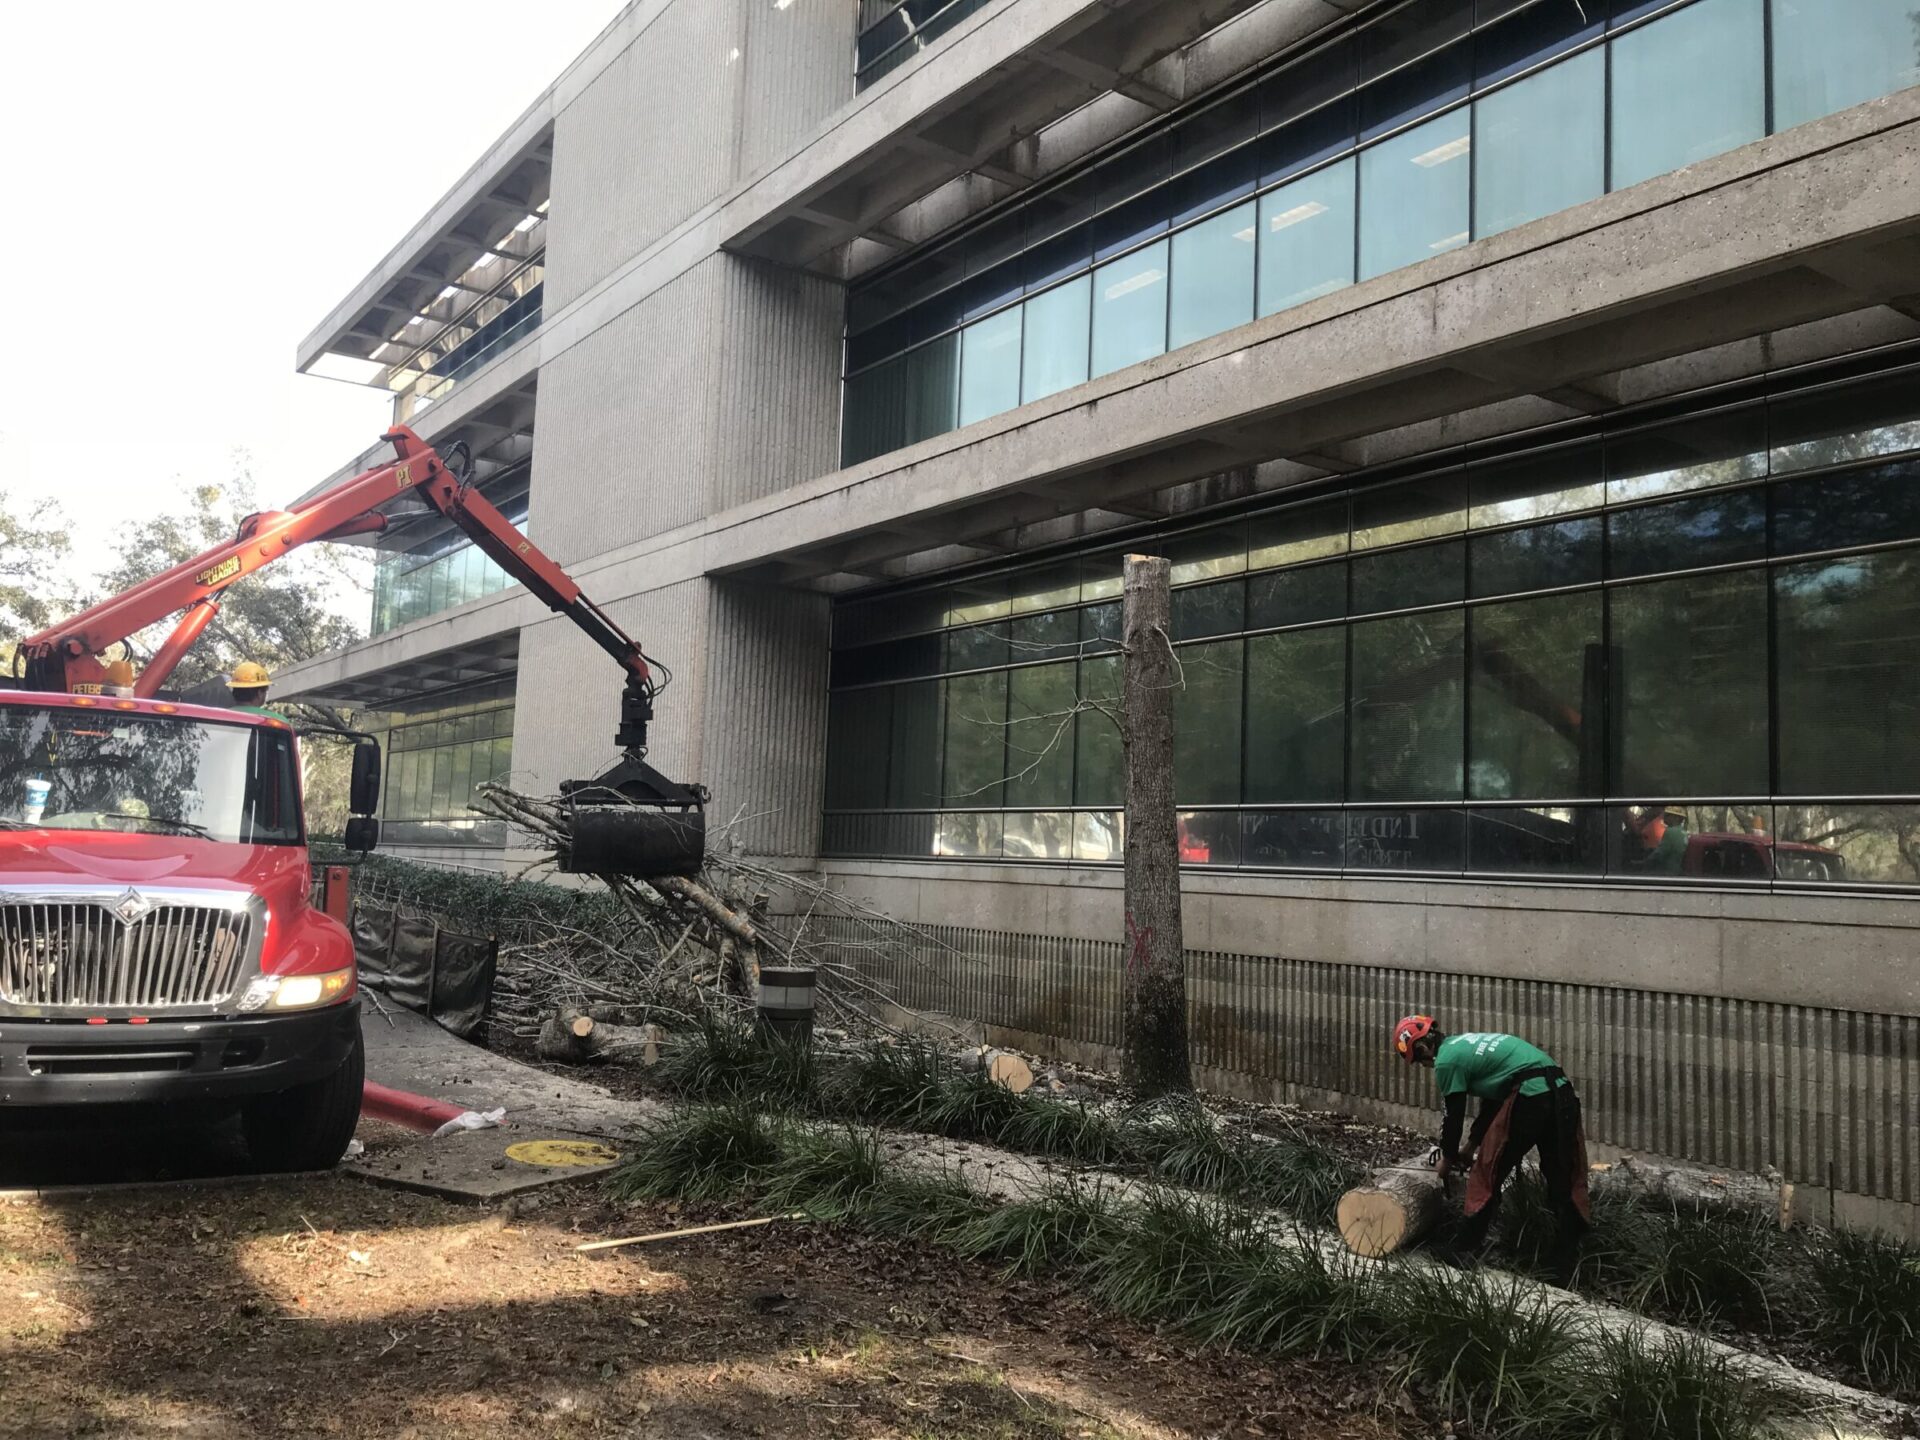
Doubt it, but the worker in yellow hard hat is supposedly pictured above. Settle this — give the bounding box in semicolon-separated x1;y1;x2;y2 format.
228;661;284;720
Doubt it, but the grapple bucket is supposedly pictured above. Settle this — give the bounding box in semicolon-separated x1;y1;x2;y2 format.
562;800;706;879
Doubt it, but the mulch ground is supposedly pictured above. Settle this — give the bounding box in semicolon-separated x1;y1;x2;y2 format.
1;1153;1436;1440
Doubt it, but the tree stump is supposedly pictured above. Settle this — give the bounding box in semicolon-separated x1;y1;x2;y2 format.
968;1047;1035;1094
1336;1152;1448;1257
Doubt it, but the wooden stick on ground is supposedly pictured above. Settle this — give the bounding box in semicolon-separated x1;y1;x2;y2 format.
1336;1150;1448;1258
575;1212;809;1253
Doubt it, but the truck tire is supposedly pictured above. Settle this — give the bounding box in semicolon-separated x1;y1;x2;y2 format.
243;1029;366;1172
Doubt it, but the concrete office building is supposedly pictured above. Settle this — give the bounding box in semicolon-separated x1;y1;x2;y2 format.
281;0;1920;1228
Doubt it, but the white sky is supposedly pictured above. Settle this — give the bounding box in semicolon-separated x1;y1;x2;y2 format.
0;1;623;609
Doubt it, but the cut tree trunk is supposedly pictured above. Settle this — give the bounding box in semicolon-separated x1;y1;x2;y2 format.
967;1048;1035;1094
1121;553;1190;1099
536;1007;665;1065
1337;1152;1448;1257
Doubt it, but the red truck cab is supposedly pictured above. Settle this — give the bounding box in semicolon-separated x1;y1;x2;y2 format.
0;690;369;1170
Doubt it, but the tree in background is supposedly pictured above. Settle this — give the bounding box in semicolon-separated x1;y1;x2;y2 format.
96;466;372;834
0;490;79;650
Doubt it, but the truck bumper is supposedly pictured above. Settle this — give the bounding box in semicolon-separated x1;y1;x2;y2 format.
0;1001;361;1107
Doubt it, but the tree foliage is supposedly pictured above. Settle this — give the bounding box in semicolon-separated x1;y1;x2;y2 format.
0;489;79;638
96;467;370;833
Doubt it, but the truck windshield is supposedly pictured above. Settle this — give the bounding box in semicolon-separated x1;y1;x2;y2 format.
0;707;301;845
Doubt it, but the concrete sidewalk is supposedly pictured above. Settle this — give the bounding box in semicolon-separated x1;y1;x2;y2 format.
359;999;656;1139
352;998;661;1201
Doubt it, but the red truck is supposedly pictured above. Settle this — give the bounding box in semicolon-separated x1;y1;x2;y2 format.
1;427;704;1171
0;692;373;1169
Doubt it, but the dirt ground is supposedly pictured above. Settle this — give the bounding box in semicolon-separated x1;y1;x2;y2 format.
1;1134;1431;1440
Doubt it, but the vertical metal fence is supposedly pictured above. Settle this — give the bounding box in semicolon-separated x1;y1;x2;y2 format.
825;918;1920;1205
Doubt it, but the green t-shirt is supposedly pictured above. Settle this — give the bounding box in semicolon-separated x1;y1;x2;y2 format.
1433;1032;1566;1101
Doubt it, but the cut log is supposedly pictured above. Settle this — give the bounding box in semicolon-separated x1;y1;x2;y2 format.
535;1007;663;1065
1337;1152;1447;1258
968;1047;1035;1094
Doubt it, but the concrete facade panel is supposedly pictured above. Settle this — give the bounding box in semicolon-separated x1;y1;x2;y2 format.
510;577;710;798
709;256;845;512
700;577;831;861
739;2;854;185
544;0;745;311
527;260;722;566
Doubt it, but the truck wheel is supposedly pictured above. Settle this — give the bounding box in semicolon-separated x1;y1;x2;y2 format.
243;1030;365;1172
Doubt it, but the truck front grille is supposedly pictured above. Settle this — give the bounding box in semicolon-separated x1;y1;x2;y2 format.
0;903;252;1010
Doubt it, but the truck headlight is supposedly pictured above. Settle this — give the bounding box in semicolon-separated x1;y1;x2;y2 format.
272;969;355;1008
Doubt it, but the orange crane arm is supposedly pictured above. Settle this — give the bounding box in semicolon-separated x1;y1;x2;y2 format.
19;427;655;706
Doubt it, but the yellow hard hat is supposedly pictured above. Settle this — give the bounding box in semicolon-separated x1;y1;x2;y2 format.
103;658;135;688
229;661;271;688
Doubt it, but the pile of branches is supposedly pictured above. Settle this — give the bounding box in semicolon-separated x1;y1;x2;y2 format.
462;782;952;1042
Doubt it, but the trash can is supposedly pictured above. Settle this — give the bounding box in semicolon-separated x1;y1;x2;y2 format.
756;965;816;1047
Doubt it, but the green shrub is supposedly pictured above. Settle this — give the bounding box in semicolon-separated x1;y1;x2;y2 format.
1583;1326;1786;1440
655;1015;815;1105
606;1104;784;1202
1810;1227;1920;1398
762;1125;892;1220
951;1177;1127;1276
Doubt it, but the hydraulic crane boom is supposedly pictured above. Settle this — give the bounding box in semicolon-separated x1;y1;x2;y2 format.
16;427;706;876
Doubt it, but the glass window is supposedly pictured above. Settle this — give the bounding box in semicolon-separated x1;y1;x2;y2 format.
1470;591;1602;799
1473;47;1604;237
842;336;959;467
1010;609;1081;663
1773;459;1920;556
1002;811;1076;861
1170;90;1259;224
1469;444;1604;526
1359;108;1471;279
1350;609;1465;801
1474;0;1604;87
1607;407;1769;502
1609;570;1769;796
1008;562;1081;615
1246;627;1347;802
1169;202;1257;349
1165;523;1247;584
888;680;944;808
1772;0;1920;131
1607;488;1766;579
1257;159;1357;317
826;690;892;809
946;621;1009;672
1173;578;1246;640
1007;662;1077;805
958;307;1022;426
1469;806;1606;877
1248;561;1348;629
1775;551;1920;795
1610;0;1764;191
1075;655;1124;805
1353;474;1468;549
431;748;455;816
1774;803;1920;885
1174;640;1244;804
1249;497;1349;569
1091;239;1170;377
1347;808;1465;871
943;671;1006;806
1079;600;1122;651
1352;538;1465;614
1260;95;1359;186
1769;372;1920;473
449;745;474;814
1093;133;1172;260
1470;516;1601;597
1020;276;1091;404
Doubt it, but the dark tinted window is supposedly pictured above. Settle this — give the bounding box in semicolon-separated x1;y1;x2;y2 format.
1173;578;1247;639
1352;539;1465;614
1174;640;1245;804
1247;628;1346;802
1469;591;1602;798
1350;609;1465;801
1607;488;1765;578
1248;561;1348;629
1772;459;1920;557
1470;516;1602;597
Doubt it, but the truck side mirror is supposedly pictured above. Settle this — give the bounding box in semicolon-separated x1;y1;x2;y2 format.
344;815;381;853
349;740;382;816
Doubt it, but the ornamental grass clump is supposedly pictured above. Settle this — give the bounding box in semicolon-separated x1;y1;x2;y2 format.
951;1176;1128;1276
654;1015;816;1106
1809;1226;1920;1399
605;1103;786;1202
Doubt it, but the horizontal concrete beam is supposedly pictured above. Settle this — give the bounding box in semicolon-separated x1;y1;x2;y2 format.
817;858;1920;1018
697;89;1920;580
721;0;1271;268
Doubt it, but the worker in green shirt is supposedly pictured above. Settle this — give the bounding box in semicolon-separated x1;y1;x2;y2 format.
1394;1015;1591;1256
227;661;288;722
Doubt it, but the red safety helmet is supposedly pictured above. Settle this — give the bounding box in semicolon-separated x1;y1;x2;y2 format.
1393;1014;1436;1062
